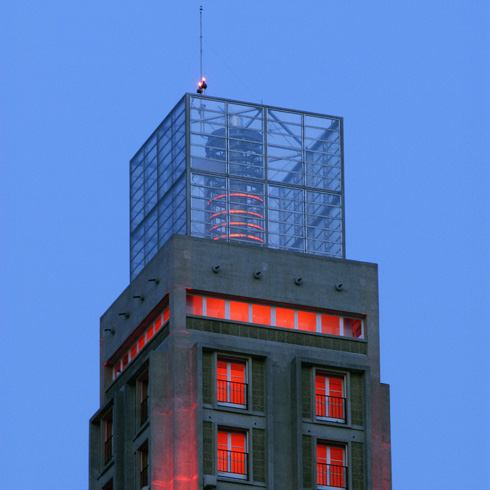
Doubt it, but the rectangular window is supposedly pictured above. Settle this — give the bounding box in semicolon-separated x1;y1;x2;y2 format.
139;440;149;489
317;443;346;488
102;479;113;490
229;301;249;322
298;310;317;332
321;314;340;335
315;373;345;422
185;293;364;340
103;410;113;465
207;297;226;319
187;295;203;315
217;358;247;407
138;371;149;426
217;429;247;478
275;307;295;328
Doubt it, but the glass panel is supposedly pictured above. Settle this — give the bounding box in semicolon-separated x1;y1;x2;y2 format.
275;307;295;328
344;318;363;338
297;310;317;332
190;96;225;113
229;301;249;322
252;304;271;325
304;115;339;130
207;297;226;319
321;315;340;335
268;109;302;125
186;295;203;315
229;103;263;118
267;132;302;149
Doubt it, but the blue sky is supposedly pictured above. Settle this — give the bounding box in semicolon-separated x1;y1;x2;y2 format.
1;1;489;488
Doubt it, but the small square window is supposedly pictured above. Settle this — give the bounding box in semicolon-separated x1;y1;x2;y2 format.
217;358;247;408
317;443;346;488
217;429;248;478
315;373;345;422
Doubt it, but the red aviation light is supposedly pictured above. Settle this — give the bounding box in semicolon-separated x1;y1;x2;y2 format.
196;76;208;94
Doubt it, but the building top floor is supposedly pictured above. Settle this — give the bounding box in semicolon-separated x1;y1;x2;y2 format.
100;235;380;394
130;94;345;279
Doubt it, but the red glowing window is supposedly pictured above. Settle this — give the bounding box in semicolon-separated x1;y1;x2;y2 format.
317;444;345;488
298;310;317;332
275;307;295;329
217;359;247;406
113;360;122;378
343;318;363;338
186;295;203;315
138;334;145;351
229;301;249;322
217;430;247;477
130;343;137;360
321;315;340;335
154;315;162;332
122;352;129;369
146;325;154;342
207;297;226;319
252;304;271;325
163;306;170;323
315;374;345;421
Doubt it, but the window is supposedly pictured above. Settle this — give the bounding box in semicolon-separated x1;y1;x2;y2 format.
103;410;113;465
315;373;345;422
138;371;149;426
186;293;364;339
102;479;113;490
112;304;169;379
217;358;247;408
317;443;346;488
139;440;149;489
217;429;248;478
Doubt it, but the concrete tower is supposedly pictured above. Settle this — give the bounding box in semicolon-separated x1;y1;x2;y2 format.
89;94;392;490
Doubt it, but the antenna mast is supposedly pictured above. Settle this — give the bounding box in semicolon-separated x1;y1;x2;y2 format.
197;5;207;94
200;5;203;81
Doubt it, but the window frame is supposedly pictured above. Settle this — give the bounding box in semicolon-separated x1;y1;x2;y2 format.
216;356;249;409
217;428;249;480
137;370;149;427
138;440;149;489
314;370;346;423
186;293;364;340
316;442;347;489
102;408;113;466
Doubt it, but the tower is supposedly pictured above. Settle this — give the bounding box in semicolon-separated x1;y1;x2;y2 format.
89;94;392;490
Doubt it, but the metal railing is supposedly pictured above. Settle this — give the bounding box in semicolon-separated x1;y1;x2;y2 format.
217;449;248;476
104;435;113;464
317;463;347;488
217;380;248;407
315;394;346;421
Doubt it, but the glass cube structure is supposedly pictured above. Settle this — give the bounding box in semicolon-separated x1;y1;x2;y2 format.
130;94;345;279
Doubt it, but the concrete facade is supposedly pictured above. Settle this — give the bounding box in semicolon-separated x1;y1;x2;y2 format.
89;235;392;490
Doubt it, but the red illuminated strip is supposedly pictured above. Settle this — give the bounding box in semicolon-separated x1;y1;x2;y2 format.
213;234;264;242
112;306;169;379
209;222;264;232
207;193;264;206
209;210;264;220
